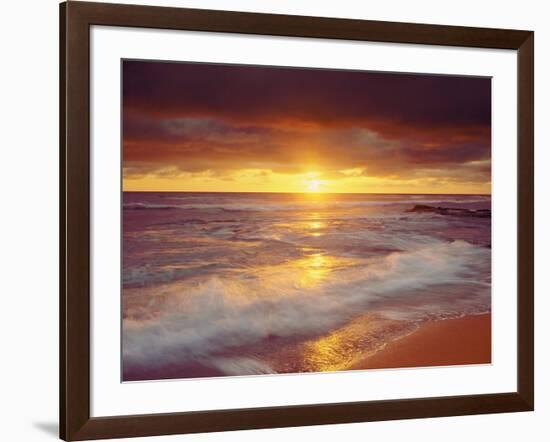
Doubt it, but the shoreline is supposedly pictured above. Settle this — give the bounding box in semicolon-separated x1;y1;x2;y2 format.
123;314;492;381
351;313;491;371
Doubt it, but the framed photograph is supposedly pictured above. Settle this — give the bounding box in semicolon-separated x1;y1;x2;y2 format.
60;1;534;440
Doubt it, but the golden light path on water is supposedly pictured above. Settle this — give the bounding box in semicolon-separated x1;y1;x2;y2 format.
259;213;397;373
285;211;346;289
268;207;416;373
293;253;333;288
300;315;417;372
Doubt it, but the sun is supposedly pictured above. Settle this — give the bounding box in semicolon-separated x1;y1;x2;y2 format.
306;179;321;192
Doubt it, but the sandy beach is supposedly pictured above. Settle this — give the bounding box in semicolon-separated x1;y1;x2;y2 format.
352;313;491;370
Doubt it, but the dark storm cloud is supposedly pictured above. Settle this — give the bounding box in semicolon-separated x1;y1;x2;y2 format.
123;61;490;128
122;60;491;182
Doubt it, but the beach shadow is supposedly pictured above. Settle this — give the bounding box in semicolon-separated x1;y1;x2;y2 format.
33;422;58;438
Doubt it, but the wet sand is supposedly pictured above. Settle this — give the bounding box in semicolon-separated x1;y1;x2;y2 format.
352;313;491;370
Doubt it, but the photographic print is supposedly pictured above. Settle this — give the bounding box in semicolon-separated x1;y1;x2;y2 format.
122;60;492;382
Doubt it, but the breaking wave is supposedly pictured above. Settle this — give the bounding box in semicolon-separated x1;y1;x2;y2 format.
123;240;490;372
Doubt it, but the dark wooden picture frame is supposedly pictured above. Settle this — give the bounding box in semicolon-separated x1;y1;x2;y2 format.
60;1;534;440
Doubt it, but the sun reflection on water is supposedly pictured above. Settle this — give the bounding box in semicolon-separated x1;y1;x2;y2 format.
307;220;324;237
300;315;417;372
309;221;323;230
287;318;373;373
294;253;332;287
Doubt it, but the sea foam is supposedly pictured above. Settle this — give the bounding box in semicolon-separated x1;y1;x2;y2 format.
123;240;490;372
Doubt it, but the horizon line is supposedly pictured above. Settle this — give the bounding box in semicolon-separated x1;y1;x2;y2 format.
122;190;491;196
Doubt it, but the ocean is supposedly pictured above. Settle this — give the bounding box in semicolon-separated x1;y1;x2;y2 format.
122;192;491;381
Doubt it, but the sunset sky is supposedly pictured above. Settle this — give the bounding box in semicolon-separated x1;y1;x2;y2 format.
123;60;491;194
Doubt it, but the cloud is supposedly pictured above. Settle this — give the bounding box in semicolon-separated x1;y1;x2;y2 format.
122;60;491;187
123;61;490;129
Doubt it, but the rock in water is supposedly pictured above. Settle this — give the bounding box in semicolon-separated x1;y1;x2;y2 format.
406;205;491;218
